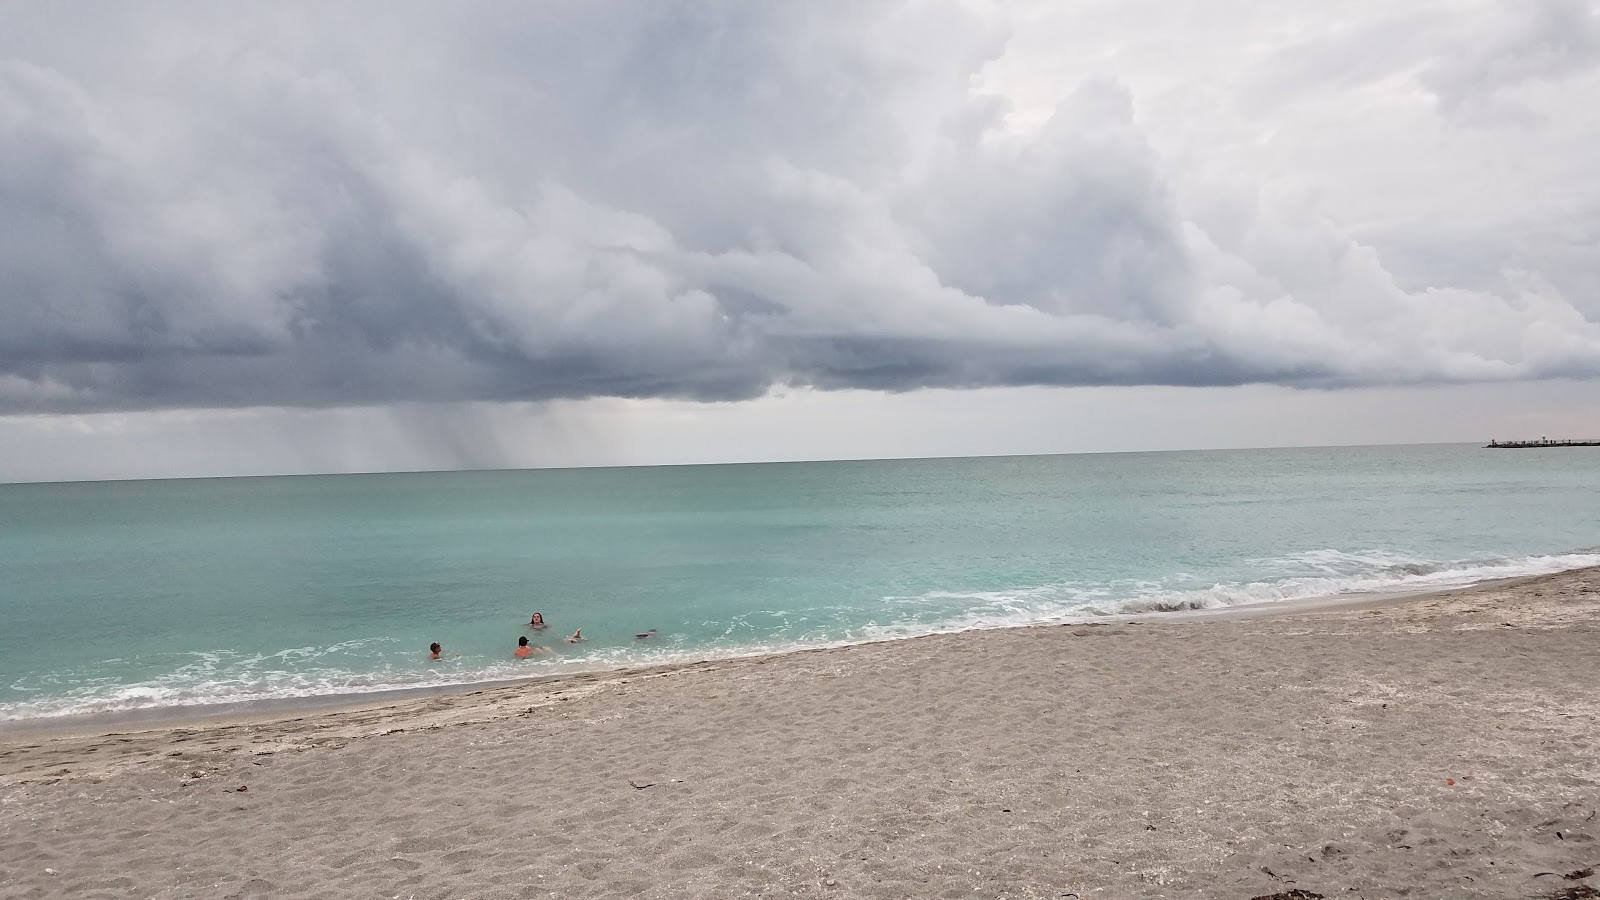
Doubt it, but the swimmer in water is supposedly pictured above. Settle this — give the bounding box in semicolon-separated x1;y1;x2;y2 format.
564;628;584;644
527;612;549;630
428;642;443;660
635;629;657;640
514;636;534;658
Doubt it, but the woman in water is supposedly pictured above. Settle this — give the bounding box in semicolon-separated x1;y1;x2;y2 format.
527;612;549;630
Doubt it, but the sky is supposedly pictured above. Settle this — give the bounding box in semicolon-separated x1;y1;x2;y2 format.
2;0;1598;482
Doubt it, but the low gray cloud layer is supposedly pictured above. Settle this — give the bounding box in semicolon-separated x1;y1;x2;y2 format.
3;0;1599;415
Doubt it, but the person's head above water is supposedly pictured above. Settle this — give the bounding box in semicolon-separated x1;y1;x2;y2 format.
518;636;529;647
529;612;546;626
429;642;442;657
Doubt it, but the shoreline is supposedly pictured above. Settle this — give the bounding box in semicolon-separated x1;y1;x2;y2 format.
3;565;1596;898
2;565;1585;742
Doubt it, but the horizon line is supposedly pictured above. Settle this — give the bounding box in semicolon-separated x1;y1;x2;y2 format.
0;439;1503;488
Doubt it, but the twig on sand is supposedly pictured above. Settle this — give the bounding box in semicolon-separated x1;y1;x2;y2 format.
628;779;654;790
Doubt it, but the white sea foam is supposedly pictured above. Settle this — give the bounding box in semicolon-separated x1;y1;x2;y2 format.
0;654;580;722
3;548;1595;723
864;548;1600;637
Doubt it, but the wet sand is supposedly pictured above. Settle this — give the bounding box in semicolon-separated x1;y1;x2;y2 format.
2;568;1597;899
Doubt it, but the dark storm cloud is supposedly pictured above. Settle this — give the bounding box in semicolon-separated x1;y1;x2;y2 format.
1;0;1598;415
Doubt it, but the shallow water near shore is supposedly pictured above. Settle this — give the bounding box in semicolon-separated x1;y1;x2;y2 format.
3;443;1597;721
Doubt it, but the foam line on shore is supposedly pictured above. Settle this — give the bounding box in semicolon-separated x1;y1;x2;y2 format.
9;547;1595;726
5;564;1593;740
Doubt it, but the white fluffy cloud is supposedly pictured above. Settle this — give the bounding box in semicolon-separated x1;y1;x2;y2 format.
1;0;1598;415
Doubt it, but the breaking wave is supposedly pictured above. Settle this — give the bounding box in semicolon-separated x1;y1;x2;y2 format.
3;547;1595;723
861;548;1600;637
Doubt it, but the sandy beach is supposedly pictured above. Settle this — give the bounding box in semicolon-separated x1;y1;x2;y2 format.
2;569;1597;900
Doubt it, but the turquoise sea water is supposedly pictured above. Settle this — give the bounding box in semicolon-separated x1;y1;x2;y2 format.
2;444;1597;721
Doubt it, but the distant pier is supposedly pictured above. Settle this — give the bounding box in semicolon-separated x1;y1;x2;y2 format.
1485;438;1600;449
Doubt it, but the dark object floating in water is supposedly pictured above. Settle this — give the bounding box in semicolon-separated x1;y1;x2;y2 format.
1486;438;1600;448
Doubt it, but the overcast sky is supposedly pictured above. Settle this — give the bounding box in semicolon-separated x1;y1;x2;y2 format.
3;0;1598;482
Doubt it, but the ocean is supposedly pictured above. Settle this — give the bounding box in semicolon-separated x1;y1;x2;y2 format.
2;443;1596;723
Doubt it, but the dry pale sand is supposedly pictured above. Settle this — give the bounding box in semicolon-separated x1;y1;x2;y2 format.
2;569;1598;900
